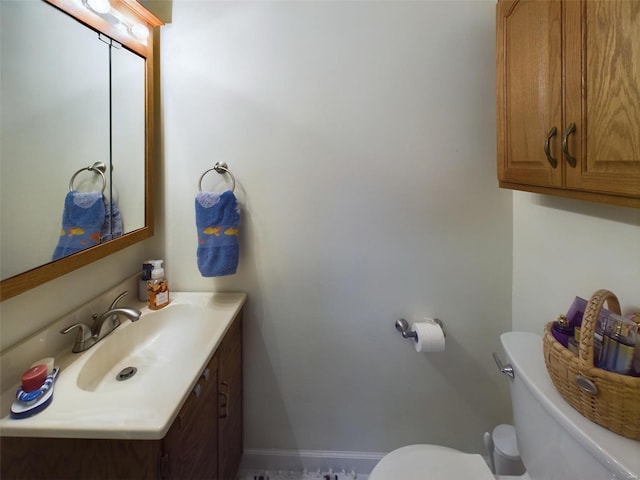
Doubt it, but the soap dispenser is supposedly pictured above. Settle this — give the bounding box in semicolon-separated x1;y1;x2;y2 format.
147;260;170;310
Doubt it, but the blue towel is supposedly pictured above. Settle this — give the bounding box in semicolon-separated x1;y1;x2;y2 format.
52;191;106;260
101;200;124;242
195;190;240;277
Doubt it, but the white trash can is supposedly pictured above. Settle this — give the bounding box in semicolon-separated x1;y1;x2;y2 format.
490;424;525;476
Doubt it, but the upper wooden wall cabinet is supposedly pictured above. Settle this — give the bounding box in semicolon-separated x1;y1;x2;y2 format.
496;0;640;208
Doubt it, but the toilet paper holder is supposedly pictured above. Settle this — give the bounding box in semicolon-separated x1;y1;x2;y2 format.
395;318;445;342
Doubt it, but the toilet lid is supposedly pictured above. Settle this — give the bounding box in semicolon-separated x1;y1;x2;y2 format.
369;444;495;480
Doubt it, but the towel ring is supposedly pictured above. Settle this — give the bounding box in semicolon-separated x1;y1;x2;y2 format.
69;162;107;194
198;161;236;193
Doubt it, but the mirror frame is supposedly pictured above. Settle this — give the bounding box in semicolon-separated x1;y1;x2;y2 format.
0;0;163;301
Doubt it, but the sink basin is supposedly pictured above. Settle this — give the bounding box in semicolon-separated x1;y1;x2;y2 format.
77;304;206;393
0;292;246;440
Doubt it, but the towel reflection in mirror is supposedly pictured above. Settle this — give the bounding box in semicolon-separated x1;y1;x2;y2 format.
52;192;123;260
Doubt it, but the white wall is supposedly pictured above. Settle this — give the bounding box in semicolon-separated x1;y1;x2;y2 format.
162;0;513;454
512;192;640;333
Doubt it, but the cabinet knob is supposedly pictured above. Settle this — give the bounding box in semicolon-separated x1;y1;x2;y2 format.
544;126;558;168
562;123;577;168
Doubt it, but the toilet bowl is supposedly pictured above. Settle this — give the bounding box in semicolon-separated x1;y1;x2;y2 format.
369;332;639;480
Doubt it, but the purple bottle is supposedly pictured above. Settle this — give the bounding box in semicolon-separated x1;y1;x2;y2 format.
552;314;573;348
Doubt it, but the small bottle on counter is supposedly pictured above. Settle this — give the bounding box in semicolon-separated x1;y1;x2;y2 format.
147;259;170;310
138;261;153;302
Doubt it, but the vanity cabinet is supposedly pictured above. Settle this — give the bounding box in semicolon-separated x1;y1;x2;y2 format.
217;313;243;480
163;311;243;480
0;312;243;480
496;0;640;208
162;353;220;479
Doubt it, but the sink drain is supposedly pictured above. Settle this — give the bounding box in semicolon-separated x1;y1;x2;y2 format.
116;366;137;381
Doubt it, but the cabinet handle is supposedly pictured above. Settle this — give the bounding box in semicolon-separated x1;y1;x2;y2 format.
219;381;229;419
562;123;577;167
193;383;202;398
543;126;558;168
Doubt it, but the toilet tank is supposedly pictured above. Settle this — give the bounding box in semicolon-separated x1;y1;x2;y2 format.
500;332;639;480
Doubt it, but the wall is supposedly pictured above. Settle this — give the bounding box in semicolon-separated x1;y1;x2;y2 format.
162;0;513;454
512;193;640;333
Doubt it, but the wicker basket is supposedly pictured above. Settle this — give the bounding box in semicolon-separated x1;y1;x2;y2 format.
543;289;640;439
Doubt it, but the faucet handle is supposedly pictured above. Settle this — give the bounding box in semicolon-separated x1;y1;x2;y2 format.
60;322;93;353
61;322;91;337
109;291;129;310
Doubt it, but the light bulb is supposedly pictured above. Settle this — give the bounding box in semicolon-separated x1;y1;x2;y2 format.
115;22;128;35
130;23;149;40
86;0;111;14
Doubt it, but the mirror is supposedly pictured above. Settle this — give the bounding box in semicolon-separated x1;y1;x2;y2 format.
0;0;163;301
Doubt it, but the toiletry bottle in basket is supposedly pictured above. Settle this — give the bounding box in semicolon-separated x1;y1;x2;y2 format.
599;314;638;375
567;327;581;355
551;314;573;348
593;311;609;366
633;339;640;377
626;313;640;377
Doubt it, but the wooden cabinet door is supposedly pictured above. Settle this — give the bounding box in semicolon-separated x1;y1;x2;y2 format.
564;0;640;198
497;0;563;187
218;313;243;480
163;355;219;479
0;437;160;480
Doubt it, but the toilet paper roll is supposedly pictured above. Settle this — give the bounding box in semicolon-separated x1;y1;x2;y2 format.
411;319;445;352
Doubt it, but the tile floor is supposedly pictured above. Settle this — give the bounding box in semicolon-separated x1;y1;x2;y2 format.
241;470;368;480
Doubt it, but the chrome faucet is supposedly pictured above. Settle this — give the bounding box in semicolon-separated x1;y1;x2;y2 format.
61;291;142;353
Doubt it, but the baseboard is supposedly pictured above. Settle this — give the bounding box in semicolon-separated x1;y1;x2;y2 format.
239;448;385;476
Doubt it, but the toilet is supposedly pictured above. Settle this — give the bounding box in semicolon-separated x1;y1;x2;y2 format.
369;332;639;480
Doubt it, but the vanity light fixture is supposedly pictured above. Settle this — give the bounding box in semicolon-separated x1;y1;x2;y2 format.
108;6;150;42
80;0;149;43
